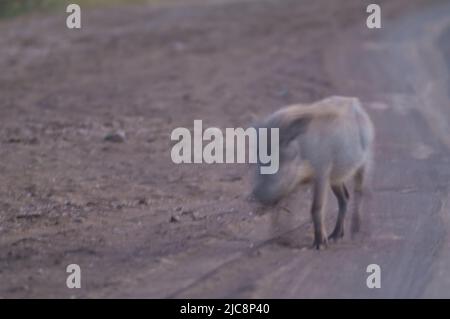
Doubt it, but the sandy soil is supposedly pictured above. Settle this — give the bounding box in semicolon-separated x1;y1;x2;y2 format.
1;0;449;298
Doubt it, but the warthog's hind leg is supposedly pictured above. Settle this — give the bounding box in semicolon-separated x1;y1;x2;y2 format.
351;166;366;236
328;183;349;241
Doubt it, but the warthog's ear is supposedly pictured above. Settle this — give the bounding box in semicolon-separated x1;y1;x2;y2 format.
280;116;312;145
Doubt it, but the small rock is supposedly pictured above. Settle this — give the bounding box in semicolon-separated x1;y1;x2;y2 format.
191;211;203;220
181;209;194;215
112;202;123;209
169;215;180;223
104;130;126;143
6;137;22;144
220;175;242;182
137;198;148;206
16;213;41;219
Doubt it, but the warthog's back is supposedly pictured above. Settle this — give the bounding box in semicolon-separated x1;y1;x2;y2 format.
293;96;374;183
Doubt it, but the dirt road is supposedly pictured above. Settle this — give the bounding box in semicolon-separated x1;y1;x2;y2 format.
0;0;449;298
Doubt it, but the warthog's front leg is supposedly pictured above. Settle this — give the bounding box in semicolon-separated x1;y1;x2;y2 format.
311;177;329;249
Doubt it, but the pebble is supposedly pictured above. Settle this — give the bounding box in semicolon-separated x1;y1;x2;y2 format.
104;130;126;143
169;215;180;223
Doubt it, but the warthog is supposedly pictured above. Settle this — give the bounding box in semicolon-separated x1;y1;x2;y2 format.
252;96;375;249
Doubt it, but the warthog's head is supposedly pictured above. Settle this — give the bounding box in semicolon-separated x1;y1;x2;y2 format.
251;115;311;206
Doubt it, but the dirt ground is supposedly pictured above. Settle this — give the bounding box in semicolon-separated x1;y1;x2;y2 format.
1;0;450;298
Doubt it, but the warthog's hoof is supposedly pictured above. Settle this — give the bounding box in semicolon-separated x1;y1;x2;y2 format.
328;226;344;242
312;235;328;250
351;215;361;238
328;229;344;242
